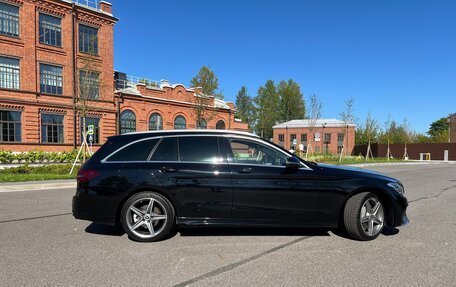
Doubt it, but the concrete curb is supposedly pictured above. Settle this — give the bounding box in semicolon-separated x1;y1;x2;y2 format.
0;179;76;193
348;161;456;168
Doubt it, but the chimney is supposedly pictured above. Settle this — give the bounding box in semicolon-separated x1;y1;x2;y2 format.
99;1;112;14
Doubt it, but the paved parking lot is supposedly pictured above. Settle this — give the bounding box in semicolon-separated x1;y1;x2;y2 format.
1;164;455;286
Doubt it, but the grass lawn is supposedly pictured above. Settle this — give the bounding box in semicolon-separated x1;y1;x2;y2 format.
298;154;403;165
0;164;78;183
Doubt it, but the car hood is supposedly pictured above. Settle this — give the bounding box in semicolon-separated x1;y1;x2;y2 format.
315;163;399;183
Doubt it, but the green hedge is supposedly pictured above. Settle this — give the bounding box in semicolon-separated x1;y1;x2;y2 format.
0;149;91;164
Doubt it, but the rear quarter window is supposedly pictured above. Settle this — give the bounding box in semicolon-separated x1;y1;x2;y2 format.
105;138;159;162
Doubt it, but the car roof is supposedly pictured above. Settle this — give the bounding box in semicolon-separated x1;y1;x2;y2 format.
119;129;260;138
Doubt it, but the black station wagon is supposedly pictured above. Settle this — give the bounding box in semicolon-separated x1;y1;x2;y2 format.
72;130;409;242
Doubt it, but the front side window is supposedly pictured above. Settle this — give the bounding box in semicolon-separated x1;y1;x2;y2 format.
0;56;19;90
196;119;207;129
80;117;100;144
179;136;221;163
149;113;163;130
0;110;21;142
79;70;99;99
40;64;63;95
39;13;62;47
79;24;98;54
0;2;19;37
120;110;136;134
41;114;64;143
106;139;159;162
216;120;225;130
174;115;186;130
229;139;287;166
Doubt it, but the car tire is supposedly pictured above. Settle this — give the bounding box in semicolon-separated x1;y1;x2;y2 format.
120;191;175;242
343;192;385;241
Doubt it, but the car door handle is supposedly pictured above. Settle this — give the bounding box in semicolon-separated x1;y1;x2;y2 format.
238;167;254;174
160;166;177;173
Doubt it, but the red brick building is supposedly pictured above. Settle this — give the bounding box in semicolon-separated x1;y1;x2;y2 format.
450;113;456;143
273;119;356;155
0;0;247;152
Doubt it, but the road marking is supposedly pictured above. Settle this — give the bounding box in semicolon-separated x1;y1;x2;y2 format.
173;236;312;287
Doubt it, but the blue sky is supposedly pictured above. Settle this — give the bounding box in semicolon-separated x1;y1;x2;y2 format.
110;0;455;133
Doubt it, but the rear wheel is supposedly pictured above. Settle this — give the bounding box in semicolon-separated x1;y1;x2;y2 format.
343;192;385;241
120;192;175;242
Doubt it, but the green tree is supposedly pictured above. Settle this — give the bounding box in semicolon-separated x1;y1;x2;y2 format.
190;66;222;99
235;86;255;131
355;113;379;145
254;80;280;139
427;117;449;143
277;79;306;122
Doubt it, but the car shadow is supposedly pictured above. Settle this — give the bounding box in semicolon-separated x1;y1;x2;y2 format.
85;223;125;236
178;227;330;237
331;226;400;240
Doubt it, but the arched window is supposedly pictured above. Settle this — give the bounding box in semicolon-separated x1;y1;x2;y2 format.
120;110;136;134
196;118;207;129
216;120;225;130
149;113;163;130
174;115;186;130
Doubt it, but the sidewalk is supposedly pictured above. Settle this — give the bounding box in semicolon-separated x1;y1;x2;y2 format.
0;179;76;193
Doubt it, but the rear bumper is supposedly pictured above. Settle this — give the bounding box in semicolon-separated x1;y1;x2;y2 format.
72;191;118;226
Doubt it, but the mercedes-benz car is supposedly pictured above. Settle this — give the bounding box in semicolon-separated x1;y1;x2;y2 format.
72;130;409;242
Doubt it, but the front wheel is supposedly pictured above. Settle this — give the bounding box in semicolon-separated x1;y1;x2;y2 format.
120;192;175;242
343;192;385;241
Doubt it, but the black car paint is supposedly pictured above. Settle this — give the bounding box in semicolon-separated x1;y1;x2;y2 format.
73;131;408;230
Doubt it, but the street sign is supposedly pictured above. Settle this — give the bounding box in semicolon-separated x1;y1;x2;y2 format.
88;134;93;143
292;139;297;145
314;132;321;142
299;144;304;151
87;125;94;135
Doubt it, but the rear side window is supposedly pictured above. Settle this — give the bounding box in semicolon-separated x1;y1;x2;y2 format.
150;137;178;161
106;138;159;162
179;136;221;163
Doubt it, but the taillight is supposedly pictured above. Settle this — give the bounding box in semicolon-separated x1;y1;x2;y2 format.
77;169;100;183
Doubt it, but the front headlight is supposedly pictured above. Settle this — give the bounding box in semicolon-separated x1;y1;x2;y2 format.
387;182;405;195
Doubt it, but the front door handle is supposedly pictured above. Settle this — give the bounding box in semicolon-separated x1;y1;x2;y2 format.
238;167;254;174
160;166;177;173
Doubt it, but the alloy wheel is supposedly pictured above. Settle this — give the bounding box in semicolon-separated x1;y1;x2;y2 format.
360;197;384;237
126;198;168;239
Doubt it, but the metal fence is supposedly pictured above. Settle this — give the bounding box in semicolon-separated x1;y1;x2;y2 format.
116;75;161;90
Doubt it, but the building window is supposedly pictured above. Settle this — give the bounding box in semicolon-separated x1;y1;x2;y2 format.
41;114;64;143
337;133;344;154
216;120;225;130
0;2;19;37
300;133;307;152
324;133;331;154
196;118;207;129
120;110;136;134
149;113;163;130
79;70;99;99
79;24;98;55
290;134;297;148
278;134;284;142
174;115;186;130
80;117;99;144
0;110;21;142
40;64;63;95
0;56;19;90
39;13;62;47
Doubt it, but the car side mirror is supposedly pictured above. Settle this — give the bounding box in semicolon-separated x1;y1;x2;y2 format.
285;157;301;169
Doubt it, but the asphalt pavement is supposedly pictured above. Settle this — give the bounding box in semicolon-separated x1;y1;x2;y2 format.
0;164;455;286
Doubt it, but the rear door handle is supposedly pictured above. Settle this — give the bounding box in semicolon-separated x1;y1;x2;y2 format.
238;167;254;174
160;166;177;173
